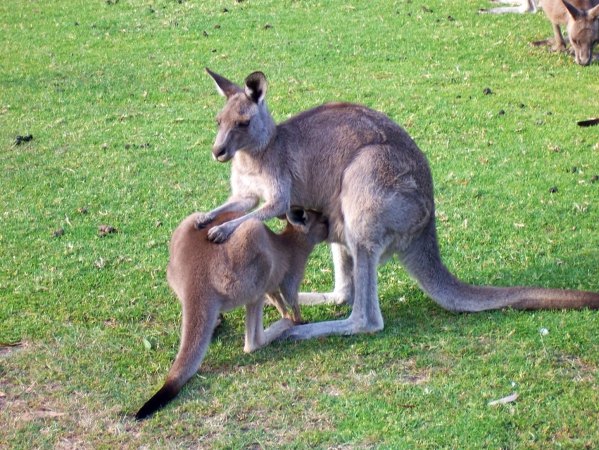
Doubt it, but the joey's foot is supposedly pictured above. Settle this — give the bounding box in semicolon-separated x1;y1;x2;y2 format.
207;223;233;243
194;213;213;230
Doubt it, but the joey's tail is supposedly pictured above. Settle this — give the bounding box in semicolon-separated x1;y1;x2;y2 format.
399;217;599;312
135;302;220;420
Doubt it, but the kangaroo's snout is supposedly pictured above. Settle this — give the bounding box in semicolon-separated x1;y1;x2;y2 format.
575;50;593;66
212;145;232;162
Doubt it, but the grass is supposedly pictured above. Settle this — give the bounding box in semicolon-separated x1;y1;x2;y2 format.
1;0;599;448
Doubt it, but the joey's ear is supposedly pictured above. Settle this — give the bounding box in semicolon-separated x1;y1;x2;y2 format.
286;207;308;226
244;71;268;104
206;68;243;99
562;0;583;19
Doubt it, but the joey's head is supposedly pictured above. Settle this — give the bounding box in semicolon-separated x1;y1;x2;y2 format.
563;0;599;66
206;68;276;162
284;207;329;248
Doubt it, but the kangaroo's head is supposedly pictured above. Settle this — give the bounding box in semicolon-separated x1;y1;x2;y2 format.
563;0;599;66
206;68;276;162
284;207;329;248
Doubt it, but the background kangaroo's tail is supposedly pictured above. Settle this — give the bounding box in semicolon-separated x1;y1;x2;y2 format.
135;301;220;420
399;216;599;312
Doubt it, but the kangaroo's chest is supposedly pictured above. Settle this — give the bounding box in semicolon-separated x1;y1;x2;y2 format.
231;159;281;197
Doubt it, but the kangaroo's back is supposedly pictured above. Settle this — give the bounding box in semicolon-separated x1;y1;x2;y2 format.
543;0;598;22
272;102;434;241
167;211;245;301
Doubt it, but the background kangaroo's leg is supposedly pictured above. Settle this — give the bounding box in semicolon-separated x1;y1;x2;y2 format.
552;23;567;52
478;0;537;13
298;243;354;306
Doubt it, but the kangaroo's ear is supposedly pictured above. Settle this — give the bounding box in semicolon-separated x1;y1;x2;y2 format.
244;71;268;104
562;0;583;19
286;207;308;227
588;3;599;20
206;68;243;99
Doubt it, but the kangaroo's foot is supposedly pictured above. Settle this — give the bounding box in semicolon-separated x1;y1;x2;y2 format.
532;38;555;47
298;291;353;306
277;317;383;341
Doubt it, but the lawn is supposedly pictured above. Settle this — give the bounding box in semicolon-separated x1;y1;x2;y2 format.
1;0;599;448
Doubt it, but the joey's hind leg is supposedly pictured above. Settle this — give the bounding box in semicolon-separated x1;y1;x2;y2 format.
265;291;301;322
298;243;354;306
244;297;295;352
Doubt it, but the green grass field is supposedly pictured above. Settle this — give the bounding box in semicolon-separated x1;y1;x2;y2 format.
1;0;599;448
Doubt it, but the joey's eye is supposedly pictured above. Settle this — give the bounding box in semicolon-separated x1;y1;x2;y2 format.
216;118;221;126
237;120;250;128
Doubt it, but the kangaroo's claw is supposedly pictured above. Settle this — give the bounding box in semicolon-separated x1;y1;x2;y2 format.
207;224;232;243
194;213;213;230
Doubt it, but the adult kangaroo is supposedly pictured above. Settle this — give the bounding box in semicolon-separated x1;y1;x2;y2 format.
533;0;599;65
135;208;328;420
195;68;599;342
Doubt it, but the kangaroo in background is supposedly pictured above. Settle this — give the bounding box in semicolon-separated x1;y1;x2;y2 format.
135;208;328;420
478;0;540;14
480;0;599;65
196;68;599;343
532;0;599;65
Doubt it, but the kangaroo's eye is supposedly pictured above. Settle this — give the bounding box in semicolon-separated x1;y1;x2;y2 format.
216;118;221;125
237;120;250;128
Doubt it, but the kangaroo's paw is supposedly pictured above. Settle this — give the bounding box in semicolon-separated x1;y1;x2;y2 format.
194;212;214;230
207;223;233;243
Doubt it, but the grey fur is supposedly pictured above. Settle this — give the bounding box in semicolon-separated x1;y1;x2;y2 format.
198;69;599;342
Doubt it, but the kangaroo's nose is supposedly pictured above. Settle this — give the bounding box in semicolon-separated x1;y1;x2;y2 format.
212;146;227;159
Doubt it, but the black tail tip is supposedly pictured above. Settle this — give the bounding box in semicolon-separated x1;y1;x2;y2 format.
135;385;180;420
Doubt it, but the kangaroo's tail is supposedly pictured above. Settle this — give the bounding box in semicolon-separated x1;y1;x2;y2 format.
399;216;599;312
135;301;220;420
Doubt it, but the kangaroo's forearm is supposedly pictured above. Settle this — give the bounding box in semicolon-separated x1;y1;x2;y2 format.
243;198;289;222
208;196;259;217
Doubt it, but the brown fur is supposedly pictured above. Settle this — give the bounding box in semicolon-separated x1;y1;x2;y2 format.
536;0;599;65
135;209;328;420
479;0;599;65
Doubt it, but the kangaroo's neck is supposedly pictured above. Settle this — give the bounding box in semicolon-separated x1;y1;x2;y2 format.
254;105;277;154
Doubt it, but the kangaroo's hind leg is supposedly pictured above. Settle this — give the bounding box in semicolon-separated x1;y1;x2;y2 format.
298;243;354;306
279;145;432;341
